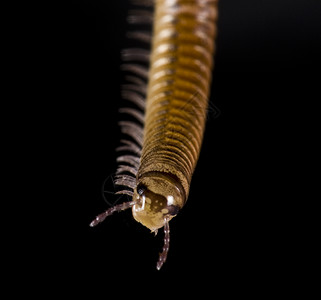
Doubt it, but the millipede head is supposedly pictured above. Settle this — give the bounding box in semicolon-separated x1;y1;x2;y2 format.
131;173;184;233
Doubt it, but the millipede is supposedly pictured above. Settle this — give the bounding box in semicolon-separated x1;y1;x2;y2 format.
90;0;218;270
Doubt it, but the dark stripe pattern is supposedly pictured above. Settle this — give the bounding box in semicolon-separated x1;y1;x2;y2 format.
138;0;218;199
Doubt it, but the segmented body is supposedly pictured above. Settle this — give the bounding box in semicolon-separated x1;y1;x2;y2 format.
138;0;217;199
117;0;217;204
91;0;218;270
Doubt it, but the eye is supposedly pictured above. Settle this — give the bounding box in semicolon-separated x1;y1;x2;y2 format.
137;183;146;196
167;205;180;216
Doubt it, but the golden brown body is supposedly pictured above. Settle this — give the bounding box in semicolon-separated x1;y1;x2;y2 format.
91;0;219;270
133;0;218;230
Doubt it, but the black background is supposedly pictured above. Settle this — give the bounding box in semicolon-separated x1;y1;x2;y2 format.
33;0;320;295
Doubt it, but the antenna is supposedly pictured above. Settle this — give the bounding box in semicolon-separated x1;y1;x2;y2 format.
89;201;136;227
156;216;170;270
